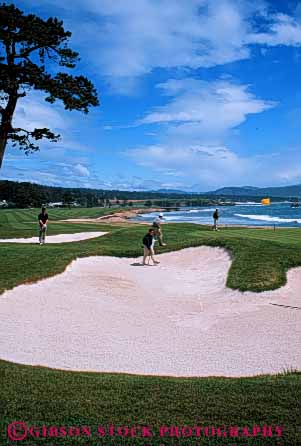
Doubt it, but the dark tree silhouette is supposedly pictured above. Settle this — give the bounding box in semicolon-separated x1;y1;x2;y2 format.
0;3;99;168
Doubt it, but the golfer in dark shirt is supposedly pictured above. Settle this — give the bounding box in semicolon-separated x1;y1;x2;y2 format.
213;208;219;231
142;228;160;265
38;207;49;245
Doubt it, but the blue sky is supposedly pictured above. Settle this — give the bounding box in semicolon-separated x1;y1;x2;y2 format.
2;0;301;191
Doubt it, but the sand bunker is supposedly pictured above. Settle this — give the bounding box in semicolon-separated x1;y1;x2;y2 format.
0;231;108;244
0;246;300;377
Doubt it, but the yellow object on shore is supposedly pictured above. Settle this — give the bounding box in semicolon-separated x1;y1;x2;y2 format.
261;198;271;205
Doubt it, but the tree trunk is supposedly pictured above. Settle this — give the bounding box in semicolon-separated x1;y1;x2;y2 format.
0;92;18;170
0;126;9;170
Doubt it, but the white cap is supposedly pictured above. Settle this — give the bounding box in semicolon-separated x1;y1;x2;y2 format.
159;213;164;217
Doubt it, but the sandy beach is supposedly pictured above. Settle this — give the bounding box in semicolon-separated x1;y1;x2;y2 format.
0;246;300;377
64;208;163;224
0;231;108;244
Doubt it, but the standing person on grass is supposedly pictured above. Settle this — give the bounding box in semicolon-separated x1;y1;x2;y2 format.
38;207;49;245
152;212;166;246
142;228;160;265
213;208;219;231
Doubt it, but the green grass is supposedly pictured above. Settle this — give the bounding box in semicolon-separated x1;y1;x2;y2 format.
0;206;118;223
0;212;301;293
0;210;300;446
0;360;300;446
0;207;121;238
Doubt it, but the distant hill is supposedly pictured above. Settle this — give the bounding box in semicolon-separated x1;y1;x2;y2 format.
208;185;301;198
155;184;301;198
1;179;300;208
155;188;190;194
0;180;202;208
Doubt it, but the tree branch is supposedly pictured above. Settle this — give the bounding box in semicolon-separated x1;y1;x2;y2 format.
17;92;26;98
13;127;31;135
14;45;42;59
9;127;60;154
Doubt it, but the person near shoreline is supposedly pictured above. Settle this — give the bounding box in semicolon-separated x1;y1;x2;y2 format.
152;213;166;246
142;228;160;265
38;207;49;245
213;208;219;231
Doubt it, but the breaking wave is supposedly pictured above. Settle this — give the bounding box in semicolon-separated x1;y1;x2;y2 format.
187;208;213;213
235;214;301;224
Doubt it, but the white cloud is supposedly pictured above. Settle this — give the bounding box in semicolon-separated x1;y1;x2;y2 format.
5;144;301;191
6;91;96;165
1;158;176;190
126;77;277;189
95;0;259;91
248;12;301;46
74;163;90;177
32;0;266;91
138;78;275;142
7;0;301;190
13;91;69;132
21;0;301;93
127;144;248;189
127;145;301;190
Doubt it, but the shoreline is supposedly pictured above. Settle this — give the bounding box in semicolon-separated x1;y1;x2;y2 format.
62;207;300;229
63;207;164;224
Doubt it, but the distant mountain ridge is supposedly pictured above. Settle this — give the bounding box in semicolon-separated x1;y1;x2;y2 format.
1;179;301;201
155;184;301;198
208;184;301;198
155;188;190;194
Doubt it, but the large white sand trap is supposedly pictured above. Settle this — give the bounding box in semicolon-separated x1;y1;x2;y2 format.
0;231;108;244
0;246;300;377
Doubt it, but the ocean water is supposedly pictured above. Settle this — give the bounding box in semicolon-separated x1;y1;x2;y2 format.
134;202;301;227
